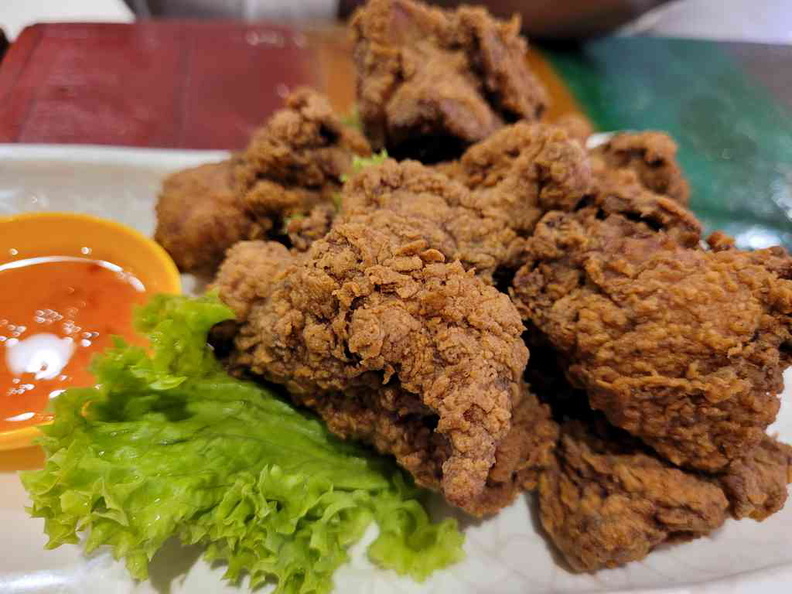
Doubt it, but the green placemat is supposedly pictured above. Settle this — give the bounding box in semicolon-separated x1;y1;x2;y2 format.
548;37;792;250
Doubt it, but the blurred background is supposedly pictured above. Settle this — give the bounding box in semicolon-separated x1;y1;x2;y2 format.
0;0;790;250
0;0;791;42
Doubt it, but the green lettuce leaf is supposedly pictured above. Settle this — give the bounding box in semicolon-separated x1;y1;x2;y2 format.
21;294;464;594
341;150;389;185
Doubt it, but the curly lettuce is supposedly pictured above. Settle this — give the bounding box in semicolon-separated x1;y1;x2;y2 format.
21;294;464;594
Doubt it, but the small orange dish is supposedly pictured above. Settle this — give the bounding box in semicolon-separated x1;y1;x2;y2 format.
0;213;181;450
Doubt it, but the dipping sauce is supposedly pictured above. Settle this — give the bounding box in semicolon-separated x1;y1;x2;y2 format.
0;257;147;430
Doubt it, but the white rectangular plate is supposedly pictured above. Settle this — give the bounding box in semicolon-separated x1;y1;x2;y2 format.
0;144;790;594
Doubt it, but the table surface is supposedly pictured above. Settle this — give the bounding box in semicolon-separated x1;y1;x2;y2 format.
0;21;790;249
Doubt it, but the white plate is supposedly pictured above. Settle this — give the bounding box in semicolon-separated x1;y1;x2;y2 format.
0;144;790;594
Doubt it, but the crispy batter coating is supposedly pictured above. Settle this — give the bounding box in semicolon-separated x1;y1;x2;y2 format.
590;131;690;205
479;385;559;509
513;207;792;471
284;203;336;252
216;210;530;509
539;420;729;572
342;126;591;279
286;382;558;516
234;88;370;201
553;113;594;146
213;240;292;320
590;164;702;248
457;122;591;226
352;0;547;161
342;159;515;280
154;159;260;276
154;89;368;275
720;435;792;520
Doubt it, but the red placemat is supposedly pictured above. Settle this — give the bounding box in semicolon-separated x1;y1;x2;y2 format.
0;21;321;149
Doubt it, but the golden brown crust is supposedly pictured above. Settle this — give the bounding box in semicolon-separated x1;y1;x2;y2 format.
155;89;369;276
341;127;591;280
351;0;547;161
590;131;690;205
216;211;530;509
719;436;792;520
154;159;260;276
553;113;594;146
457;121;592;257
512;207;792;472
539;420;729;572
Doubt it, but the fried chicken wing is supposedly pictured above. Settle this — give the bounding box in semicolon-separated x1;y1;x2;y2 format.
590;131;690;205
154;89;369;276
215;209;530;510
539;420;729;572
513;206;792;472
352;0;547;161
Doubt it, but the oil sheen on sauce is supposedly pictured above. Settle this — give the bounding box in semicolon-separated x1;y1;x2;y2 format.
0;256;147;431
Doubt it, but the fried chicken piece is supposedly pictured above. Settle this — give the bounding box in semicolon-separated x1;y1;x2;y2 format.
352;0;547;162
589;164;701;248
154;159;260;276
234;88;370;208
479;385;558;511
719;435;792;520
539;420;729;572
455;121;592;236
154;89;368;275
512;206;792;472
553;113;593;146
284;203;336;252
215;210;530;510
285;381;558;516
590;131;690;205
342;158;515;280
342;126;591;280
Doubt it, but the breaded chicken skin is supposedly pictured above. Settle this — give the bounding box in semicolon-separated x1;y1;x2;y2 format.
342;126;591;281
155;159;258;275
590;131;690;205
513;205;792;472
215;208;530;511
540;420;728;572
352;0;547;161
154;89;369;276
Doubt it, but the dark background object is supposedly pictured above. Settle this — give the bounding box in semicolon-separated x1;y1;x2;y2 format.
0;29;8;63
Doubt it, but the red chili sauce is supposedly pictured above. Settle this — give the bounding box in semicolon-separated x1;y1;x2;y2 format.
0;257;147;431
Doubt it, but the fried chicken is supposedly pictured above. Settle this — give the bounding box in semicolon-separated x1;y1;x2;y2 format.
342;125;591;281
512;205;792;472
233;88;370;218
454;121;592;242
352;0;548;162
719;435;792;520
539;419;729;572
155;159;260;275
553;113;593;146
283;381;558;516
590;131;690;205
154;89;369;276
215;209;531;511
